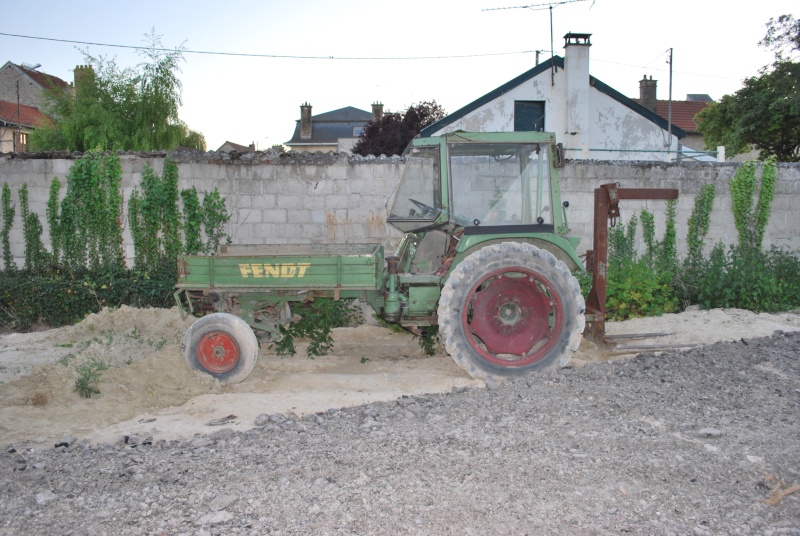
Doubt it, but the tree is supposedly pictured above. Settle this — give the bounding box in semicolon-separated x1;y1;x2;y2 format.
696;15;799;162
352;100;445;157
30;30;206;152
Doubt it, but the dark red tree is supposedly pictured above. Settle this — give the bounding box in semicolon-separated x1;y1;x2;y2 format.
352;100;445;157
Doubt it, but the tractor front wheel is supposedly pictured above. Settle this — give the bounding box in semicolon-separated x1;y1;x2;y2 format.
182;313;259;384
437;242;585;383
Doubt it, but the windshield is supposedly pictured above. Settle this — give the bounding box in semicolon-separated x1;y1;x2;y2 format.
388;146;441;229
449;143;551;227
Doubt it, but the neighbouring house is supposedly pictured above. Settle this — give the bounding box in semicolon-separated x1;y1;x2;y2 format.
0;100;50;153
634;75;713;156
217;141;256;153
0;61;69;153
0;61;70;110
285;103;384;153
420;33;696;162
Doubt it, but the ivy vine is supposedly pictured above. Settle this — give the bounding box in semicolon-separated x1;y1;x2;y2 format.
46;177;62;265
180;187;203;255
1;183;14;272
59;152;124;272
18;184;48;271
729;158;776;250
685;183;716;266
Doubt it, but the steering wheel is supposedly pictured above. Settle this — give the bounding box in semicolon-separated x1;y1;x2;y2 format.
408;198;438;218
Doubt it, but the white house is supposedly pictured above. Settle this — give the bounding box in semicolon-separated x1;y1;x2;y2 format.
420;33;687;162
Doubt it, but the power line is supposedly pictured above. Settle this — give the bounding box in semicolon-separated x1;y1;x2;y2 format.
0;32;534;61
482;0;588;11
591;57;745;80
0;31;742;82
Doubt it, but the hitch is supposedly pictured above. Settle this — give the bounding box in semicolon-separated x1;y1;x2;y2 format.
583;183;679;346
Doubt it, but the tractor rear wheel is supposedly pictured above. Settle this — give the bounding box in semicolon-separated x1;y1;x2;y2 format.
438;242;585;383
182;313;259;384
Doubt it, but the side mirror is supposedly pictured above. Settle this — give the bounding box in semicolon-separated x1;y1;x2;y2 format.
554;143;565;168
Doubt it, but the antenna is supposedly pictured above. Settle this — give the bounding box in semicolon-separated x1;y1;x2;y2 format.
666;48;673;149
482;0;588;86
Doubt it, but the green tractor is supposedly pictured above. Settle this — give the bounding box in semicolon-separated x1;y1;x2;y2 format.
177;131;672;384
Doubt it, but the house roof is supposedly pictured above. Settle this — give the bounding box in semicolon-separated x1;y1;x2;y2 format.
648;100;710;133
0;99;50;128
419;56;686;139
286;106;372;146
2;62;69;91
217;141;254;153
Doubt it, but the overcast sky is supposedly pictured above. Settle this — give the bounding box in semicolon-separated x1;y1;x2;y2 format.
1;0;795;151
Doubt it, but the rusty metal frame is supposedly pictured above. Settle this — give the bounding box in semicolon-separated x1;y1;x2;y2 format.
583;183;678;345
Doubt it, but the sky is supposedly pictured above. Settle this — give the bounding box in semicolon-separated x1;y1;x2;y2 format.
1;0;795;151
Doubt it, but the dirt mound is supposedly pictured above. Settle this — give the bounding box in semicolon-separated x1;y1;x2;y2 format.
1;305;799;443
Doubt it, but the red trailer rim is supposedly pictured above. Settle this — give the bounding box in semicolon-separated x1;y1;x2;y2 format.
197;331;240;373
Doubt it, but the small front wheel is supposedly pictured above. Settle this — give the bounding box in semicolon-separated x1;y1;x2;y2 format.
182;313;258;384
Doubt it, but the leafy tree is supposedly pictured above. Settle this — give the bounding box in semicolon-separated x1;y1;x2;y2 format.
696;15;799;162
30;30;206;152
352;100;445;157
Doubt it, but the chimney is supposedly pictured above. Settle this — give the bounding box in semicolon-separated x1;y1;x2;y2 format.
639;75;658;113
563;33;592;146
300;102;312;139
73;64;94;90
371;102;384;122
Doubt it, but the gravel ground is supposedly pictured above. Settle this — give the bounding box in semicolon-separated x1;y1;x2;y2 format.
1;331;798;535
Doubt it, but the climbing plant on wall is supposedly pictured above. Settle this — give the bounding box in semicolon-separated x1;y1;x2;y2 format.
1;183;14;272
59;152;124;272
18;184;49;272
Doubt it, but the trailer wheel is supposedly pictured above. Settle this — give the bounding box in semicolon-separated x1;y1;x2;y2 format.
182;313;258;384
438;242;585;384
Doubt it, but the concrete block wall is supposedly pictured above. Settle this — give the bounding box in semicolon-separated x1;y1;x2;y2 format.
0;151;798;269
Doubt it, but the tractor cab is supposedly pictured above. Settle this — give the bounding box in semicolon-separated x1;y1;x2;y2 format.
387;131;565;235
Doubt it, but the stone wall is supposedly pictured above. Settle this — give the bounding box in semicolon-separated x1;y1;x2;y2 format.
1;150;798;268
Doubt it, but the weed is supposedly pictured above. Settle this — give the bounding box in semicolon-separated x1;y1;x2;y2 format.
272;299;360;358
415;327;440;357
360;356;370;364
58;353;75;367
73;363;101;398
87;356;109;371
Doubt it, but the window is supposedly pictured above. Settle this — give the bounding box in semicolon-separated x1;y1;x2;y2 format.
15;131;29;153
387;146;441;232
449;142;551;227
353;127;364;136
514;101;545;132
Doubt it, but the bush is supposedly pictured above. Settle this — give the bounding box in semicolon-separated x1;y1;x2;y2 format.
0;264;177;331
692;244;800;312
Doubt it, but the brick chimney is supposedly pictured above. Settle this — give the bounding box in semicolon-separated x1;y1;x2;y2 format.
371;102;384;122
300;102;312;139
639;75;658;113
73;64;94;91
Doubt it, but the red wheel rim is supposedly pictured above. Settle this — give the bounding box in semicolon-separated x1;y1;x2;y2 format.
462;268;564;367
197;331;240;373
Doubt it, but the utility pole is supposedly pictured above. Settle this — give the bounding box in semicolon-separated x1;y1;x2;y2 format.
666;48;673;150
15;80;20;154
